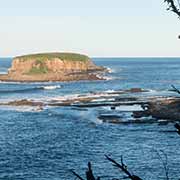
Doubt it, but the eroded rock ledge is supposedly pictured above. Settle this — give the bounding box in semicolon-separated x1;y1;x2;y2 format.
1;88;180;124
0;52;106;82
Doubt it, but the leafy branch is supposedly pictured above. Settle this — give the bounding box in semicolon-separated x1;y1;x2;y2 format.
164;0;180;17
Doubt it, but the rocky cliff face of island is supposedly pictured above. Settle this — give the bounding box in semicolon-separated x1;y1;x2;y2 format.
0;53;105;82
9;57;100;74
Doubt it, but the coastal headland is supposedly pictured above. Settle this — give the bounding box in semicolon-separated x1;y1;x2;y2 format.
0;52;106;82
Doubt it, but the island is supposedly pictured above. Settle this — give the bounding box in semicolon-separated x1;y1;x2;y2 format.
0;52;105;82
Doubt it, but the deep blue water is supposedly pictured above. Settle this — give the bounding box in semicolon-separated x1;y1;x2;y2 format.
0;57;180;179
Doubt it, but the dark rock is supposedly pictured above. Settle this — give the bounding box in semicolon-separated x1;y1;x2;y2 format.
125;88;147;93
111;106;116;110
146;99;180;120
132;111;150;118
115;97;137;101
7;99;43;106
133;98;180;121
98;114;122;124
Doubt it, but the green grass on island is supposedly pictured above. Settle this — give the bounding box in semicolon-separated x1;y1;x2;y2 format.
26;60;49;75
27;66;49;75
16;52;90;62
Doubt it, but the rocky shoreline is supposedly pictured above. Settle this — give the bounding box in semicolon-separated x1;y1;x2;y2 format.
0;69;106;82
1;88;180;124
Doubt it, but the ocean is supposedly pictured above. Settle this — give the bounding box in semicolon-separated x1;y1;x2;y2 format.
0;57;180;179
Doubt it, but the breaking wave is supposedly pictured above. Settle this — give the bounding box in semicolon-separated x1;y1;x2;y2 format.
42;85;61;90
0;85;61;94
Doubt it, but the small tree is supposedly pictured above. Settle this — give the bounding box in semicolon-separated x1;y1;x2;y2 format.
164;0;180;18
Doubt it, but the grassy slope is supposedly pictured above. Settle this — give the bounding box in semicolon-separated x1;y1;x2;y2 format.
15;52;90;62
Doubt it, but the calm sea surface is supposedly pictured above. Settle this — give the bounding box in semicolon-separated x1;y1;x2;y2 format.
0;57;180;180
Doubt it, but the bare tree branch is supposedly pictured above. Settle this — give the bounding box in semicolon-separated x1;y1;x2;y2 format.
71;162;100;180
153;150;169;180
71;170;84;180
105;155;143;180
86;162;97;180
171;85;180;94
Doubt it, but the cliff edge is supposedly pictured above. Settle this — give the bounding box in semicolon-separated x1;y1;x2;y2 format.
0;53;105;82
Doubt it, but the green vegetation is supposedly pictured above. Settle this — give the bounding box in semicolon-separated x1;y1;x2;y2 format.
16;52;90;62
27;60;49;74
28;66;48;74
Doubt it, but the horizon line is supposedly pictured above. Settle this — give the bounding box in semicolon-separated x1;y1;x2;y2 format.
1;56;180;59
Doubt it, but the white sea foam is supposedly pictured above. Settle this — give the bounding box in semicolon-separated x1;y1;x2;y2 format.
105;89;116;93
100;105;143;112
94;118;103;124
51;91;119;103
42;85;61;90
103;76;114;81
148;89;158;93
94;74;112;81
91;98;115;102
51;94;81;101
0;105;42;112
115;105;143;112
0;81;24;84
106;67;113;73
85;92;119;99
106;67;118;73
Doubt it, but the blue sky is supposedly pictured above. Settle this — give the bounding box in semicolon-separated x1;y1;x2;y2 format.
0;0;180;57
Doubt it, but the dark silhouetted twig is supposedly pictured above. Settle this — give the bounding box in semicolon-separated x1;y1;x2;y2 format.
71;162;100;180
105;155;143;180
86;162;96;180
175;123;180;135
154;150;169;180
171;85;180;94
71;170;84;180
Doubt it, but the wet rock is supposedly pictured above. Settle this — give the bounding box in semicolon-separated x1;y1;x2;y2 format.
98;114;122;123
7;99;43;106
111;106;116;110
133;111;149;118
133;98;180;121
103;119;122;124
71;107;89;111
157;120;169;125
146;99;180;120
100;118;157;125
125;88;147;93
115;97;137;101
